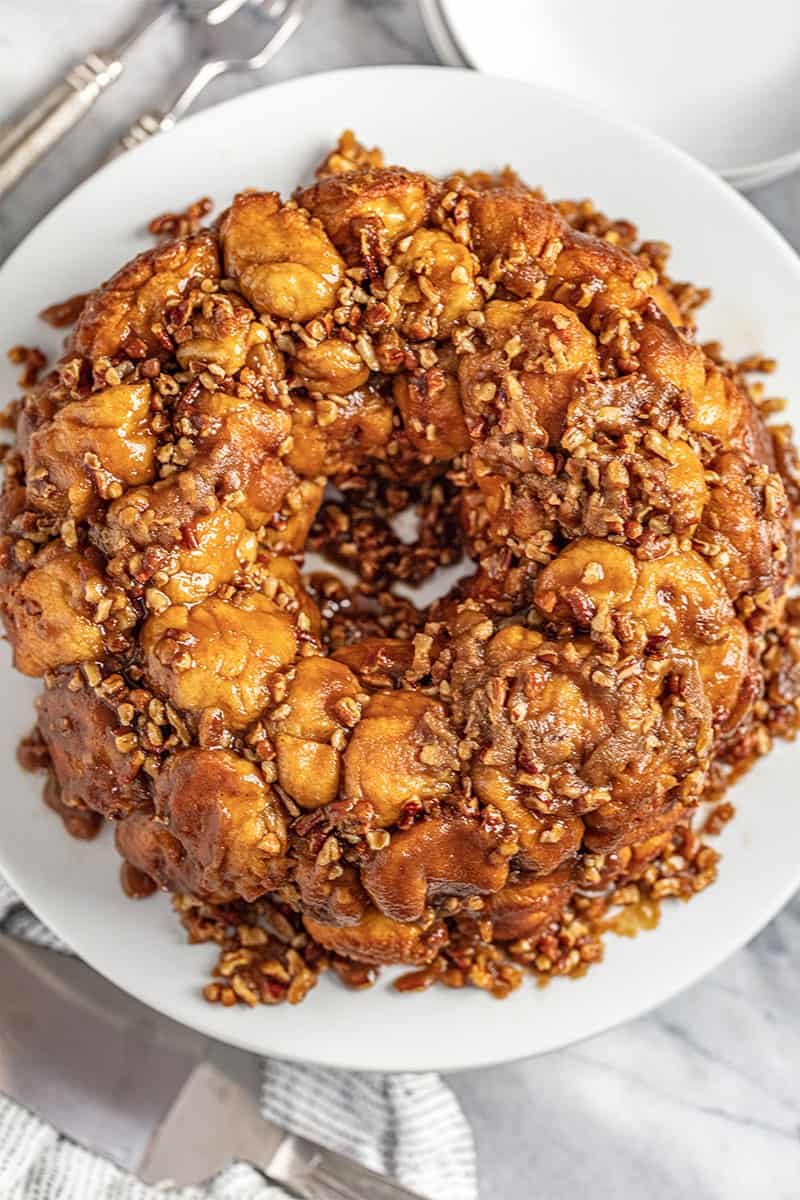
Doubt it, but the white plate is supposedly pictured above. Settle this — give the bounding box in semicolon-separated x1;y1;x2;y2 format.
425;0;800;187
1;66;800;1073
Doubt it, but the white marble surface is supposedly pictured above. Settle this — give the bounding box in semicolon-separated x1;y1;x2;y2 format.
2;3;800;1197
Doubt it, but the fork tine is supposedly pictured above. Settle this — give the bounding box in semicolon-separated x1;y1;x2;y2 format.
246;0;307;70
177;0;249;23
205;0;251;24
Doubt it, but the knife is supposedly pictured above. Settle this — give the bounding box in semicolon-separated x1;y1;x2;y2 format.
0;931;426;1198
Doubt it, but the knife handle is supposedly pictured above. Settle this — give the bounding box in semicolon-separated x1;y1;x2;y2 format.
0;52;123;199
266;1133;429;1200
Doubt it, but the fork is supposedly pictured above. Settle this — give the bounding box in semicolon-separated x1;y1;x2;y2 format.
108;0;307;159
0;1;250;199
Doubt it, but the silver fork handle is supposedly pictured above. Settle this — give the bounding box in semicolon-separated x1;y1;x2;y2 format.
107;111;176;161
0;51;123;199
266;1134;429;1200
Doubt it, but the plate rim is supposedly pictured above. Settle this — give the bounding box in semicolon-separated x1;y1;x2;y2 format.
1;63;800;1072
2;63;797;281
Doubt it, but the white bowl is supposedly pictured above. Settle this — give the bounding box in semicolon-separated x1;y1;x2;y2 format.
422;0;800;188
1;65;799;1072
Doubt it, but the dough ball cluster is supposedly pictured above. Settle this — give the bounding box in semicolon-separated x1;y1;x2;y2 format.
4;132;798;1001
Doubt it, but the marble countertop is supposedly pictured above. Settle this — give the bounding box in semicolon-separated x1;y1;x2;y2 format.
1;3;799;1197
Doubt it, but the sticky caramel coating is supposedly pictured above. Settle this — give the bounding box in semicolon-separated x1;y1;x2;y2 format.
37;676;148;820
153;749;288;902
295;855;368;926
297;167;432;264
74;232;220;360
471;764;583;876
272;656;361;810
0;542;105;676
115;811;195;894
142;592;298;731
361;813;510;922
4;132;795;981
533;539;753;727
221;192;346;324
488;865;576;941
24;381;157;520
303;908;444;966
343;691;458;827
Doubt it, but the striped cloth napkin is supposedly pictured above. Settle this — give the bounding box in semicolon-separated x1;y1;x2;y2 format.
0;877;477;1200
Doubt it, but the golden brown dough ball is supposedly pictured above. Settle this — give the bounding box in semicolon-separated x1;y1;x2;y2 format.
220;192;344;322
481;624;606;768
468;189;565;297
698;451;790;605
142;593;298;730
285;387;394;477
273;656;361;809
37;676;148;820
166;508;257;603
1;543;105;676
471;764;583;876
291;337;370;395
175;292;265;376
361;814;510;923
102;483;257;604
533;538;638;619
393;368;469;460
25;382;157;519
534;537;752;727
303;908;444;966
183;389;293;530
74;232;219;359
488;866;576;941
630;549;751;723
343;691;458;826
115;811;194;895
297;167;432;264
392;227;482;336
262;479;324;556
294;856;368;926
153;748;288;901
